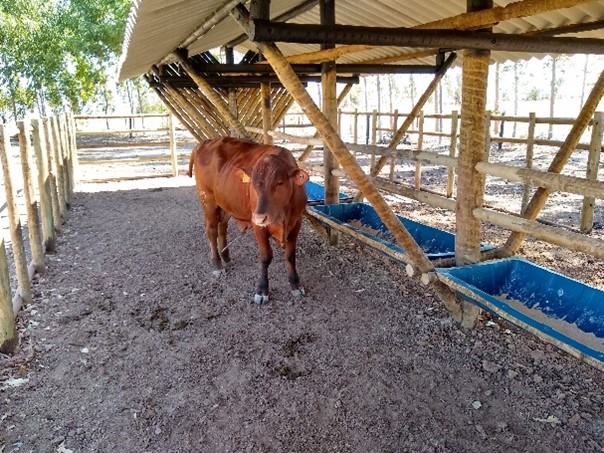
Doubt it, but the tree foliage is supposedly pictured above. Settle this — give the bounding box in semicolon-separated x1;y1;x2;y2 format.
0;0;131;120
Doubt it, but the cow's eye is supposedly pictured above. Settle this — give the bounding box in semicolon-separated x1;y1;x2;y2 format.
276;181;284;186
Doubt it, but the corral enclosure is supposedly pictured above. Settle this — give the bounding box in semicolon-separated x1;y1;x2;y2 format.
2;0;604;450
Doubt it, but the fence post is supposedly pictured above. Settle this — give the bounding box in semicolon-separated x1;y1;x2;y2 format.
414;111;425;189
18;120;45;274
446;110;459;198
389;109;399;181
580;111;603;231
0;239;17;354
168;112;178;177
43;118;63;234
58;114;72;207
521;112;537;213
0;124;32;307
50;116;67;219
353;108;358;146
31;119;56;252
484;111;492;162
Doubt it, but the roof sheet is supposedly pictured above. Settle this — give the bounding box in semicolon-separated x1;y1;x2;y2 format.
118;0;604;81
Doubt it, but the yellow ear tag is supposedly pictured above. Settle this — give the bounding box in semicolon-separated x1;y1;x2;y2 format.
241;172;251;183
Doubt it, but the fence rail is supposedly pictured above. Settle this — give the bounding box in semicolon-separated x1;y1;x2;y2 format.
0;113;76;354
74;112;196;180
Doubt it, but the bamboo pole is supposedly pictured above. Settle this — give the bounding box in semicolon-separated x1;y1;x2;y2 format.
17;120;45;274
446;110;459;198
31;119;56;252
231;3;463;322
173;50;250;139
504;69;604;255
0;124;32;306
475;208;604;259
261;82;272;144
168;112;178;176
43;118;63;234
580;111;603;231
0;239;17;354
414;111;425;189
521;112;537;212
476;161;604;199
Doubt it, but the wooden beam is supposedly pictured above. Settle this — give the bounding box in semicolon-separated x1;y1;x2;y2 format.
265;0;597;64
165;63;438;75
251;21;604;54
232;2;464;322
476;160;604;199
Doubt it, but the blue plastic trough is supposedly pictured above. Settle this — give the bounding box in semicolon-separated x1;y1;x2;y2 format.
305;181;354;205
307;202;494;263
437;258;604;370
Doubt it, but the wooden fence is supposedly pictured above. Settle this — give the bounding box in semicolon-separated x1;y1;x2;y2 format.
270;109;604;260
0;114;76;354
75;113;197;181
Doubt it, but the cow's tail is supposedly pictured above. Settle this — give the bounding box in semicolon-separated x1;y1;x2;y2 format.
188;144;200;177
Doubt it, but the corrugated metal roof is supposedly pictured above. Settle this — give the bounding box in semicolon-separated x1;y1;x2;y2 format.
118;0;604;81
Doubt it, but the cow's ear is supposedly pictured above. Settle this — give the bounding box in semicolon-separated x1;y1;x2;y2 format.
293;169;309;186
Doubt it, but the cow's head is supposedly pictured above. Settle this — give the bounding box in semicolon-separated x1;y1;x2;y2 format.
246;153;309;227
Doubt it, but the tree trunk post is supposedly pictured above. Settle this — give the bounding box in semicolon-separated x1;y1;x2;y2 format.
521;112;536;213
580;111;603;232
168;112;178;176
0;239;17;354
18;120;45;274
414;111;424;189
454;0;493;328
43;118;63;234
0;125;32;306
31;119;56;252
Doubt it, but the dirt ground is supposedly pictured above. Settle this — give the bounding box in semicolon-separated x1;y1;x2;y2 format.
1;140;604;452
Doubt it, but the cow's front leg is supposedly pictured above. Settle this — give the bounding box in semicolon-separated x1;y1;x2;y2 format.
285;219;305;298
253;225;272;304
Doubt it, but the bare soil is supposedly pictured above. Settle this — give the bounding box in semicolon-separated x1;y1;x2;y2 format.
1;140;604;452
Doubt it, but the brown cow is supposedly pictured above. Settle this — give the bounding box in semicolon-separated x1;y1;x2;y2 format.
188;137;309;304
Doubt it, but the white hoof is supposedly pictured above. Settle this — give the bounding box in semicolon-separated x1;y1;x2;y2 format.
291;288;306;298
254;294;269;305
212;269;225;277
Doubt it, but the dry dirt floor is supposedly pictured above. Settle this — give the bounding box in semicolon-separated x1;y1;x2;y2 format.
1;140;604;452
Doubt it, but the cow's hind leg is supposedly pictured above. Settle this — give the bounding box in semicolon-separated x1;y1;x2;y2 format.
217;218;231;264
285;219;305;298
253;226;272;304
202;200;225;277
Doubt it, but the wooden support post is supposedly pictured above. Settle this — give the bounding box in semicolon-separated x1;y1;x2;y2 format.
31;119;56;252
454;0;493;328
67;112;79;193
0;125;32;306
43;118;64;234
321;0;339;245
580;111;603;232
261;82;273;144
504;69;604;255
415;111;425;189
168;112;178;176
225;46;239;137
521;112;536;213
389;109;399;181
0;239;17;354
484;110;492;162
173;50;250;139
57;115;72;207
370;109;378;170
353;108;358;145
50;116;68;219
18;120;45;274
232;3;463;322
446;110;459;198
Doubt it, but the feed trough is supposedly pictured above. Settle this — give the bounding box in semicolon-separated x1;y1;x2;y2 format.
305;181;354;205
437;258;604;370
307;202;494;263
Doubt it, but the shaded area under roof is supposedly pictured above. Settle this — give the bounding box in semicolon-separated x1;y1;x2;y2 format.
119;0;604;81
